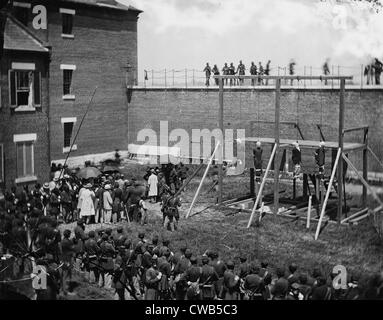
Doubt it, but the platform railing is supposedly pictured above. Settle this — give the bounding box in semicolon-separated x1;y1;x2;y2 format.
140;65;383;89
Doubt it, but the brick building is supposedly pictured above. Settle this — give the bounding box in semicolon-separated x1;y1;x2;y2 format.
0;0;142;187
0;14;50;188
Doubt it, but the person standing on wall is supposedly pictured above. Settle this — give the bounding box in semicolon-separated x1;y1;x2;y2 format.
203;63;212;87
250;62;258;86
265;60;271;85
212;64;220;86
322;59;330;86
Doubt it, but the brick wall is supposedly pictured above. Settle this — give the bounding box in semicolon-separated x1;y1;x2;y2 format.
128;88;383;174
44;3;139;163
0;51;50;187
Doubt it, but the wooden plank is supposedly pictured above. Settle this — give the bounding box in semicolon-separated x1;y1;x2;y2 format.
274;79;281;216
247;144;277;228
307;196;312;229
338;79;345;224
315;148;342;240
343;154;383;207
218;78;224;204
341;208;369;224
186;142;220;219
349;213;370;224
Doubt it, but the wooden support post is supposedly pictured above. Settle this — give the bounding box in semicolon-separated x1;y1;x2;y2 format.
293;178;296;200
303;174;308;199
250;168;255;197
341;208;369;224
274;78;281;215
186;143;220;219
363;128;369;207
315;148;342;240
307;195;312;229
367;146;383;171
218;78;224;204
338;78;345;223
247;144;277;228
342;154;383;207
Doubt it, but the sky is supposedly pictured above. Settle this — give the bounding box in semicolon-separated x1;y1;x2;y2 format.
119;0;383;82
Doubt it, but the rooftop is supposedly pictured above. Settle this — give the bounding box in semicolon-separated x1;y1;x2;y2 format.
4;16;49;53
60;0;142;12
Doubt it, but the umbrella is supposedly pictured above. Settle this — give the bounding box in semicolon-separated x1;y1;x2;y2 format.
77;166;102;179
102;165;120;173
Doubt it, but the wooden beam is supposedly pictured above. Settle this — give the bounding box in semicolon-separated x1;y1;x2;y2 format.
338;79;345;224
367;146;383;171
307;196;312;229
274;78;281;215
342;154;383;206
343;126;369;134
186;142;220;219
349;213;370;224
247;144;277;228
218;78;224;204
315;148;342;240
341;208;369;224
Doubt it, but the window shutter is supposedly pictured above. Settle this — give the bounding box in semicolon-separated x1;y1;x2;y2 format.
34;71;41;106
9;70;17;107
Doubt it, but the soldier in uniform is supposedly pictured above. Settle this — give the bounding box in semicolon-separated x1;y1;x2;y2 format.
242;263;264;300
264;60;271;85
209;251;227;299
229;63;236;86
250;62;257;86
222;63;229;85
253;141;263;184
237;60;246;85
84;230;101;284
323;59;330;85
212;64;220;86
289;59;296;86
223;261;240;300
174;249;192;300
144;256;162;300
203;63;212;87
157;249;173;300
60;229;75;295
99;233;116;288
258;62;264;85
373;58;383;85
184;256;202;300
200;255;219;300
113;226;127;248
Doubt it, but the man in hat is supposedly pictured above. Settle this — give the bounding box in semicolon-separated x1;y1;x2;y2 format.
84;230;101;284
264;60;271;85
212;64;220;86
99;233;116;288
236;60;246;86
184;256;202;300
222;62;229;85
200;255;219;300
250;62;257;86
253;141;263;184
223;261;240;300
271;267;289;299
103;184;113;224
203;63;212;87
60;229;75;295
113;226;127;248
79;183;96;225
229;62;236;86
210;252;227;299
242;263;264;300
144;256;162;300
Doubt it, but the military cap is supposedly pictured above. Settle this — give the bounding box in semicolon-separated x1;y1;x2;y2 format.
185;249;192;258
226;260;235;268
190;256;197;264
138;232;145;239
202;255;210;264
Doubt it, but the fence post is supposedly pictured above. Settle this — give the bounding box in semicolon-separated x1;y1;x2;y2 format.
361;64;364;89
152;69;154;87
165;69;167;88
277;66;280;77
310;66;312;86
304;66;306;87
331;65;334;88
337;65;340;86
193;69;195;86
185;69;188;89
172;69;175;87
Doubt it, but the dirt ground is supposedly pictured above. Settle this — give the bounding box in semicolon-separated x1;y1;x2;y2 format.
61;162;383;300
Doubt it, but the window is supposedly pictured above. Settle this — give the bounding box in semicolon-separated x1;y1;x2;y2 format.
13;134;37;183
0;144;3;183
60;8;75;37
63;70;73;95
61;64;76;99
61;118;77;153
62;14;73;35
9;63;41;110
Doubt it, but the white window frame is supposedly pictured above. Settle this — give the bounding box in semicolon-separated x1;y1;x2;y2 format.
61;117;77;153
60;65;76;100
60;8;75;38
11;63;38;112
13;2;32;8
13;134;37;184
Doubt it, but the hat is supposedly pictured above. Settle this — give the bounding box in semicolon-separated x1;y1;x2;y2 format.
84;183;92;188
291;282;300;290
227;260;235;268
256;141;262;147
190;256;197;264
202;255;210;264
43;182;50;189
138;232;145;239
104;184;111;190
